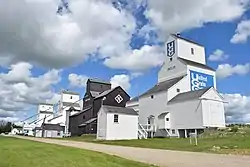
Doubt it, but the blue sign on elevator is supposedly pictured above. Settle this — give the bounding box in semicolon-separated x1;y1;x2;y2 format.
190;70;214;91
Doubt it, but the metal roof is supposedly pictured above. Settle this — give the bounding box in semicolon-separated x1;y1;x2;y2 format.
35;124;64;131
139;76;184;98
62;102;80;108
88;78;111;85
171;34;203;47
158;112;169;118
95;88;116;99
179;58;215;71
61;90;79;95
78;117;97;127
102;105;138;116
90;91;100;97
70;107;92;117
168;87;211;104
39;103;54;106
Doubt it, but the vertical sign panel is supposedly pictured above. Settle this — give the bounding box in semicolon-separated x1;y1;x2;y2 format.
166;41;175;57
190;70;214;91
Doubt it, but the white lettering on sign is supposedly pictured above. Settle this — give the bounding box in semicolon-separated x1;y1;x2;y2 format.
190;70;214;91
166;41;175;57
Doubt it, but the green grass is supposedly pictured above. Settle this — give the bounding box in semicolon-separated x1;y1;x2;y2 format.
0;136;154;167
65;130;250;155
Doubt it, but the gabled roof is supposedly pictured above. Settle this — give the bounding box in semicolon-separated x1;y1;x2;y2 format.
139;76;184;98
39;111;53;114
62;90;79;95
179;58;215;71
88;78;111;85
35;124;64;131
62;102;80;108
168;87;211;104
158;112;169;118
39;103;53;106
171;34;203;47
78;118;97;127
102;105;138;116
95;86;130;100
70;107;92;117
95;87;116;99
90;91;100;97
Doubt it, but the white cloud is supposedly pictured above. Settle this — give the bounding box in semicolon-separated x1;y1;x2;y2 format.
110;74;131;91
0;62;61;121
231;19;250;43
68;73;88;88
68;73;132;91
104;45;165;71
208;49;229;62
0;0;136;68
223;93;250;123
216;63;250;79
145;0;249;40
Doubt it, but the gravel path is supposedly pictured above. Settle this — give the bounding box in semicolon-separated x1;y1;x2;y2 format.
13;136;250;167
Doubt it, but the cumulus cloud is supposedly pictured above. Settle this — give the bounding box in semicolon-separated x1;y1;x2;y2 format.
104;45;165;71
68;73;131;91
68;73;88;88
0;0;136;68
208;49;229;62
223;93;250;123
145;0;249;39
216;63;250;79
0;62;61;121
1;0;249;73
231;19;250;43
110;74;131;91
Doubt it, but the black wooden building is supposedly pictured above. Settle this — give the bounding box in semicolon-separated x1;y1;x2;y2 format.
69;79;130;136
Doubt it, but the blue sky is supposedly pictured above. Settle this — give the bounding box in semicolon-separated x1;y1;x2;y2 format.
0;0;250;123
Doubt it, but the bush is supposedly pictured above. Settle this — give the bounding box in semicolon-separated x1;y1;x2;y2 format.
230;126;239;133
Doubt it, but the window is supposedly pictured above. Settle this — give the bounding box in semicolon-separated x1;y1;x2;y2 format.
70;96;73;99
172;129;175;134
170;57;173;61
114;114;119;123
57;131;61;136
83;115;85;119
151;95;154;99
176;88;180;93
166;118;169;122
191;48;195;55
115;94;123;103
148;118;151;124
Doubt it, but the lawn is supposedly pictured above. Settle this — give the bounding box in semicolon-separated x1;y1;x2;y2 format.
0;136;154;167
65;129;250;155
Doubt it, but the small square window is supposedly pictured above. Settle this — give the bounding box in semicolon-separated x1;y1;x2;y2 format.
151;95;154;99
166;118;169;122
70;96;73;99
172;129;175;134
169;58;173;61
191;48;195;55
57;131;61;136
114;114;119;123
177;88;180;93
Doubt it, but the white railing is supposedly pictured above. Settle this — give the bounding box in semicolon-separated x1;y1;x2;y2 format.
138;123;148;139
141;124;157;132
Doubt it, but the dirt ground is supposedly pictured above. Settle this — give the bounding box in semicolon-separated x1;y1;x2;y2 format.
13;136;250;167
